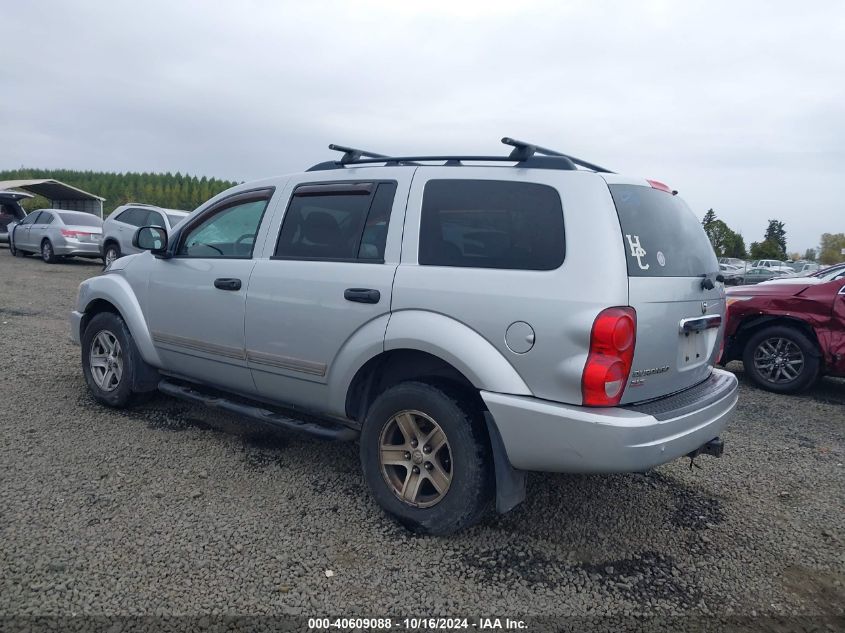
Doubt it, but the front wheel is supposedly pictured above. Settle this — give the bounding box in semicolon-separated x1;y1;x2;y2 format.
81;312;145;407
742;325;820;394
360;381;492;535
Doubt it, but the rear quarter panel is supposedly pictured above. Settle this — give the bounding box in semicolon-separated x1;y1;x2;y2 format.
390;167;628;404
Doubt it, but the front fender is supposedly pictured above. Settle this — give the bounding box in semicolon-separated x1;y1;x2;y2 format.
384;310;532;396
75;273;163;368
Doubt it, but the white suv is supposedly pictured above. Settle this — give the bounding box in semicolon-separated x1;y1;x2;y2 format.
100;203;188;267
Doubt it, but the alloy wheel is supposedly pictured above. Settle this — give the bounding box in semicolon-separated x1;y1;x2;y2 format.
42;241;52;261
104;246;118;268
753;337;804;384
379;410;452;508
89;330;124;392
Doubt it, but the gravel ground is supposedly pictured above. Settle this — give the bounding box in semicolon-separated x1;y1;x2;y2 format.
1;251;843;632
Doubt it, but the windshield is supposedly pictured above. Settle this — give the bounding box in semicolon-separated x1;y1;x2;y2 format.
609;184;718;277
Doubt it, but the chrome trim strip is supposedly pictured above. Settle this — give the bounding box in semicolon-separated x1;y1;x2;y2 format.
246;349;327;377
679;314;722;333
152;331;246;361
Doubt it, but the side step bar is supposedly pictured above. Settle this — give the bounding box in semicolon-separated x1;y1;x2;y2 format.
158;380;359;442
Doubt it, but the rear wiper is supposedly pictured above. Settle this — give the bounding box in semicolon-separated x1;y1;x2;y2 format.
699;272;724;290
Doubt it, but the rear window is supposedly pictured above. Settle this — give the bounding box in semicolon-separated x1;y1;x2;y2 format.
419;180;565;270
610;185;717;277
58;212;101;227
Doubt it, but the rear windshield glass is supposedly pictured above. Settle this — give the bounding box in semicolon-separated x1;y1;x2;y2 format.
609;185;717;277
58;212;102;227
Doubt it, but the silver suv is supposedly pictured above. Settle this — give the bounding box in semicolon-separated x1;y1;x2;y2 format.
100;203;188;267
70;139;738;534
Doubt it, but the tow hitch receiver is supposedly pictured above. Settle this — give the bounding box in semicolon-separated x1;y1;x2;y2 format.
686;437;724;460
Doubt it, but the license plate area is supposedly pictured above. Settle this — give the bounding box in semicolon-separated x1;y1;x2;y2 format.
679;330;708;369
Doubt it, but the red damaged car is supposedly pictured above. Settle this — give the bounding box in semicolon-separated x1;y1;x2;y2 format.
721;273;845;393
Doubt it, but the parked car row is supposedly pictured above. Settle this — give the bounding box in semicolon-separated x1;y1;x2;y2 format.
4;199;186;266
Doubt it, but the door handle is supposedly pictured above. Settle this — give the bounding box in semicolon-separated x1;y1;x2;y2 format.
214;278;242;291
344;288;380;304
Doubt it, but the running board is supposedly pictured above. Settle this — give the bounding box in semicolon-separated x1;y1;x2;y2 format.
157;380;359;442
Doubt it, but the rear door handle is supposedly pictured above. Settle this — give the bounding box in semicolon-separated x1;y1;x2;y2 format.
214;278;242;291
344;288;380;304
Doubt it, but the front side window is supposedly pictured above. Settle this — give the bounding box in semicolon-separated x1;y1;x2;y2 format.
20;212;40;225
177;197;269;258
274;182;396;261
419;179;565;270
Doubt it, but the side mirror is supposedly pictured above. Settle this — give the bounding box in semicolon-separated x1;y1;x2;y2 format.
133;226;168;255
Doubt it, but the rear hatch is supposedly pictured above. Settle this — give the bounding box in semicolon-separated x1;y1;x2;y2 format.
607;180;723;404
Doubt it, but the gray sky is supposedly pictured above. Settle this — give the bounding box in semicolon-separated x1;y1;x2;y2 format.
3;0;843;253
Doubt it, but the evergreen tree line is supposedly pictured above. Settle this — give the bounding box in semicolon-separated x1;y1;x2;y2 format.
0;168;239;216
701;209;843;265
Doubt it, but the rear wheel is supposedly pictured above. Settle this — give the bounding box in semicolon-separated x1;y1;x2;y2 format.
360;381;492;535
742;325;820;394
103;242;121;269
41;239;58;264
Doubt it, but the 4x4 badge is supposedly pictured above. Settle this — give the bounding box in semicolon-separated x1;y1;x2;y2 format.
625;234;649;270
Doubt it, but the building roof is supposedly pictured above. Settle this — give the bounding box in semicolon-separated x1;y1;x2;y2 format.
0;179;105;202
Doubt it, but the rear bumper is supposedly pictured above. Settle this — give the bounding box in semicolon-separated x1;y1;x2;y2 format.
482;368;738;473
54;239;102;257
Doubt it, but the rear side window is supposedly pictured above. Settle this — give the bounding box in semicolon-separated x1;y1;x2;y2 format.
41;213;55;224
274;182;397;261
610;185;718;277
419;180;565;270
147;211;166;228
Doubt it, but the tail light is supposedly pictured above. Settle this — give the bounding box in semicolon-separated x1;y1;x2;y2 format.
61;229;91;238
582;307;637;407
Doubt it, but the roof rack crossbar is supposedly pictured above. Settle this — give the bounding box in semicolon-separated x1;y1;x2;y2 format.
501;137;614;173
328;144;390;165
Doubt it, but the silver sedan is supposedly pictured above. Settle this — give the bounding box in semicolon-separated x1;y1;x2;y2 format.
9;209;103;263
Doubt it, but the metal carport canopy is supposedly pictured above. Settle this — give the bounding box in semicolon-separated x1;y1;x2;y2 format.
0;179;104;217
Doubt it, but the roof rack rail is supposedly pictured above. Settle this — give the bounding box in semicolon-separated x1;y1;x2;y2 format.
305;138;613;173
501;137;614;173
